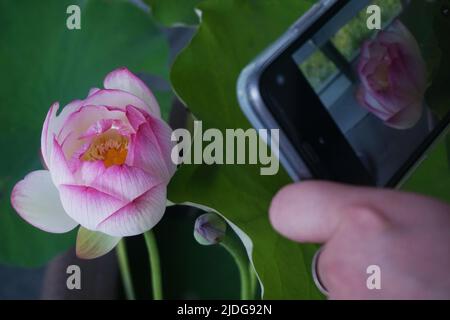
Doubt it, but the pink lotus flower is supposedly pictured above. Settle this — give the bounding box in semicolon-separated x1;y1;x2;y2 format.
11;68;176;258
356;20;427;129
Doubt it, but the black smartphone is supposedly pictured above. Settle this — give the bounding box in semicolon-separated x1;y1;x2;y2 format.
237;0;450;187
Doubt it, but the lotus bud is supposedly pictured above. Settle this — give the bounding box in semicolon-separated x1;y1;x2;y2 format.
194;213;227;246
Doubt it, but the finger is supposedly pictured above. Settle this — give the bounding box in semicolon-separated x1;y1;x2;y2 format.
269;181;343;243
269;181;423;243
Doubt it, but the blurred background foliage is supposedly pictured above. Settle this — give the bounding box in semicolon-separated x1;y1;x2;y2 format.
144;0;203;26
0;0;448;299
0;0;169;267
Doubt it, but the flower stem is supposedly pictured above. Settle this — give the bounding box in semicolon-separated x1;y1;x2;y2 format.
116;239;136;300
144;230;163;300
221;234;251;300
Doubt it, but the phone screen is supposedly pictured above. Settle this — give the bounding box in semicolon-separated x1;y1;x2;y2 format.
288;0;449;185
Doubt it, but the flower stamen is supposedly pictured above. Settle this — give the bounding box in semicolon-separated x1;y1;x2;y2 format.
81;130;129;167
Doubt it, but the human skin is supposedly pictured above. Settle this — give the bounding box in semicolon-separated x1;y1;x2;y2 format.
269;181;450;299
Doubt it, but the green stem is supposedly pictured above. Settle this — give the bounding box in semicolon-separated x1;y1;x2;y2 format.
221;234;251;300
116;239;136;300
144;230;163;300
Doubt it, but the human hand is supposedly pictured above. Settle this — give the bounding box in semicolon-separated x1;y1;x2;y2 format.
269;181;450;299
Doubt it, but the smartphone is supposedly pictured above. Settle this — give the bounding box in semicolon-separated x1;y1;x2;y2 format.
237;0;450;187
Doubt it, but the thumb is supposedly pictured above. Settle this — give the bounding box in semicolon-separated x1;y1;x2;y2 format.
269;181;348;243
269;181;404;243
